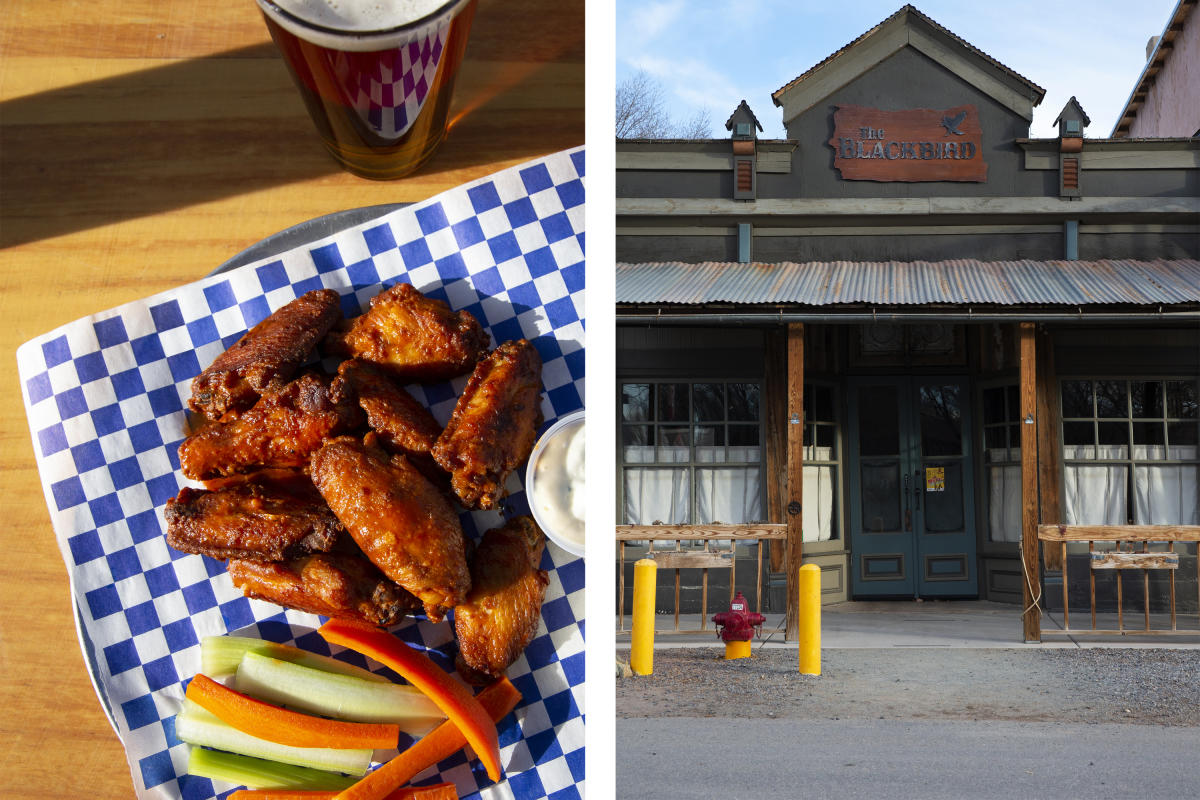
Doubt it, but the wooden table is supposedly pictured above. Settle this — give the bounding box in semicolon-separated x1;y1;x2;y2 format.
0;1;582;795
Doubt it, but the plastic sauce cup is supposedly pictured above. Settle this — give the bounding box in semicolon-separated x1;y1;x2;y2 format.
525;410;585;558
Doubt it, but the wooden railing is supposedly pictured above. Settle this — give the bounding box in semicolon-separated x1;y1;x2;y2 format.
1037;525;1200;637
616;525;787;633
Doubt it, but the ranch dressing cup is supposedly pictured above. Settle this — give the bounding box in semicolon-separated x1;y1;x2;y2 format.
526;410;585;558
256;0;477;179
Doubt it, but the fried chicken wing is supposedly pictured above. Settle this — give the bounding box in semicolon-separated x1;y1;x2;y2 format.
180;373;363;480
453;516;549;684
325;283;488;382
432;339;543;510
190;288;342;420
165;474;341;561
332;359;442;457
311;437;469;622
228;551;418;627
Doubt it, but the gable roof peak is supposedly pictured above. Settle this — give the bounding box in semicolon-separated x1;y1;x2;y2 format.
725;100;764;133
1054;96;1092;127
771;4;1046;116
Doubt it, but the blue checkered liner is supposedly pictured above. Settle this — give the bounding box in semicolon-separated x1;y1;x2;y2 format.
17;148;586;800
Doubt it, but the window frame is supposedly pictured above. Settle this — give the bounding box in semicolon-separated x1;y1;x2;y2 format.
1057;375;1200;526
617;377;767;530
801;379;844;545
976;377;1022;551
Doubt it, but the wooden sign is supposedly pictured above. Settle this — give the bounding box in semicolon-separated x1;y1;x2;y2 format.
828;104;987;182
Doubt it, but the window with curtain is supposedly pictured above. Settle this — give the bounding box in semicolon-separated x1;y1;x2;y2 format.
803;384;840;542
982;383;1021;543
1061;379;1199;526
620;381;763;528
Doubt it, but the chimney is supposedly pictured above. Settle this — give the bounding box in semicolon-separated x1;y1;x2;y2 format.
1145;35;1159;61
725;100;762;201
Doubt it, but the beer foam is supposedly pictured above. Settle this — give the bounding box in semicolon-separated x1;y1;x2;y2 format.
269;0;450;31
258;0;463;49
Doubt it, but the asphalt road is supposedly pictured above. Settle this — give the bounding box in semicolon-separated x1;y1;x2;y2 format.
617;718;1200;799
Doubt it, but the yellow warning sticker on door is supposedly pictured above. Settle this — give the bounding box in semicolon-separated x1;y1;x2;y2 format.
926;466;945;492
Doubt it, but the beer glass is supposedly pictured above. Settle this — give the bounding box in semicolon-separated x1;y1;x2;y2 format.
256;0;478;180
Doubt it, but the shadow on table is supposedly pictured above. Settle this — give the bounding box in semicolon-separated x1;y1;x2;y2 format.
2;36;582;249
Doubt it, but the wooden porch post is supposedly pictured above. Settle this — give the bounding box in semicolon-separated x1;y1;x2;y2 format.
1019;322;1041;641
785;323;805;640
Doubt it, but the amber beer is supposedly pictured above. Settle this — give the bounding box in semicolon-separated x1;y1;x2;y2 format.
257;0;477;179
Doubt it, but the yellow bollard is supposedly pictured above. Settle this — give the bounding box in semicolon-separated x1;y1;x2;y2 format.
630;558;657;675
798;563;822;675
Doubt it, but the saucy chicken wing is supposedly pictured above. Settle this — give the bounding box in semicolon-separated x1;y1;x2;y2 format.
311;436;469;622
165;474;341;561
432;339;543;510
325;283;488;383
228;551;417;627
189;288;342;420
179;373;362;480
454;515;548;684
332;359;443;457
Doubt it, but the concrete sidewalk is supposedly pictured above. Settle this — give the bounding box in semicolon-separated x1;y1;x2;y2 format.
615;599;1200;649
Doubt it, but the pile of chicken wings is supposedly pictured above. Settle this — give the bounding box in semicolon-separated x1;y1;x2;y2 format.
165;284;550;683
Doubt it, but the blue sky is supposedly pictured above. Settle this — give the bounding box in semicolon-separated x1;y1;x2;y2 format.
614;0;1181;138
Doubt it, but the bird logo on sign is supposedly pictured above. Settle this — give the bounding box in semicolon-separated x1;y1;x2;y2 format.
941;110;967;135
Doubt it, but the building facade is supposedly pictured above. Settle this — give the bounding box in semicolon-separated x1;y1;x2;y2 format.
615;5;1200;638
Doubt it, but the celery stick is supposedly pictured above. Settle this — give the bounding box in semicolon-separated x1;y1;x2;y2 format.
187;747;357;791
235;651;445;735
202;635;387;682
175;699;372;776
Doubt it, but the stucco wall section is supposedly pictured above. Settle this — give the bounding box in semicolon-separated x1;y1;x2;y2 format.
1129;9;1200;137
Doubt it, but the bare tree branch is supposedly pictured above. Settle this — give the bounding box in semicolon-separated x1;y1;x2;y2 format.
616;70;714;139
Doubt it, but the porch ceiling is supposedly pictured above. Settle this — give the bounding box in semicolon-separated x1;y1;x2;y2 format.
615;259;1200;310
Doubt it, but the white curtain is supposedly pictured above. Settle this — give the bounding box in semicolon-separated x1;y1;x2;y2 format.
1133;446;1199;524
986;449;1021;543
1063;444;1200;526
623;445;688;525
800;446;836;542
624;445;765;526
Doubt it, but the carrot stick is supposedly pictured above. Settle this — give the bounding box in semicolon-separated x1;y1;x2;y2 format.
317;621;504;782
334;677;522;800
185;673;400;750
229;782;457;800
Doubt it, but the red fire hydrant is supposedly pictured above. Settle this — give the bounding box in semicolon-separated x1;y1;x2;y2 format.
712;591;766;660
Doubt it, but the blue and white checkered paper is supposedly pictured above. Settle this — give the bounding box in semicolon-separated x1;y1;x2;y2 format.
17;148;585;800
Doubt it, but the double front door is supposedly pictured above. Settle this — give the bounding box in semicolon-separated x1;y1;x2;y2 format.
848;377;978;598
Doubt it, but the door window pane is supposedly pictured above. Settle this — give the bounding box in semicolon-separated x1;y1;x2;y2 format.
923;462;965;533
861;462;901;532
859;385;899;456
919;384;963;456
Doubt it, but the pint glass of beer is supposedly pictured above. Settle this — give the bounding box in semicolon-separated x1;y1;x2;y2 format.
256;0;477;180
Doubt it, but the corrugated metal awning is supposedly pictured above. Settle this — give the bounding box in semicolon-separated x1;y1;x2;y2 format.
616;259;1200;309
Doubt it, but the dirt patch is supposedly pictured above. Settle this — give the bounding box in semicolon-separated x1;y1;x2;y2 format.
617;648;1200;726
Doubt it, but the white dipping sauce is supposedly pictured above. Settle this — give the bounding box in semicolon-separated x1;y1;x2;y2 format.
530;420;585;551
